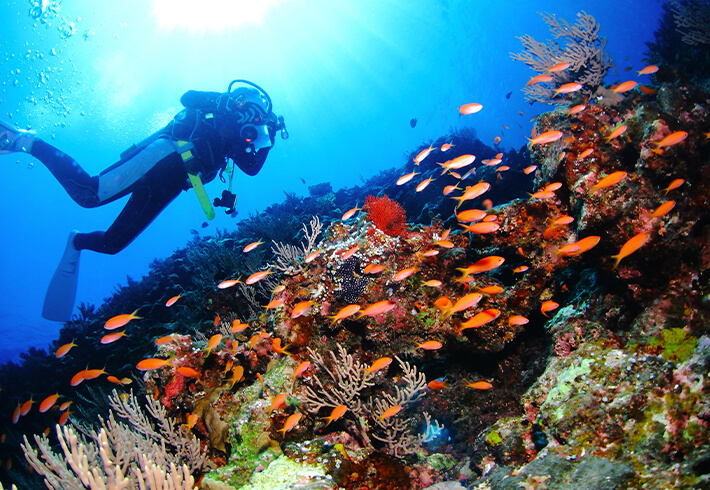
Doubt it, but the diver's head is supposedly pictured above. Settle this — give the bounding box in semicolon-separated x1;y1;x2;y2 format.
215;80;287;176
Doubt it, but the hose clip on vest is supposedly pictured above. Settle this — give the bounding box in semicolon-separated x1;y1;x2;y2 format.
176;140;216;220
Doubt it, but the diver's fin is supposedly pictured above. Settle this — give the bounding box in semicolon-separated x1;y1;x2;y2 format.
0;120;35;155
42;230;81;322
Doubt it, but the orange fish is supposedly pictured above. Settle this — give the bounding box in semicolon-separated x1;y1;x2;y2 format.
324;405;348;426
414;144;437;164
612;232;651;269
663;178;684;194
548;61;570;72
638;65;659;75
434;297;453;311
154;334;177;345
438;154;476;175
106;376;132;385
19;398;34;416
612;80;638;93
526;74;553;86
606;125;628;141
423;279;442;288
342;244;359;260
58;411;71;426
328;304;361;325
540;300;559;316
458;103;483;115
416;177;436;193
243;239;264;253
457;256;505;277
264;298;285;310
498;165;510;172
513;265;529;273
206;334;223;355
415;340;442;350
508;315;529;326
444;293;483;317
554;82;582;95
342;205;361;220
529;190;556;200
528;130;563;147
578;148;594;159
434;240;454;249
245;269;273;285
357;300;396;318
39;393;60;413
427;379;451;390
59;400;73;411
451;182;491;208
461;222;500;234
231;320;249;333
272;338;291;356
465;381;493;390
523;165;537;175
379;405;402;420
100;331;127;345
291;300;315;319
457;308;501;332
393;267;419;282
177;367;200;378
361;264;385;275
544;182;563;192
292;361;311;378
557;236;601;257
83;367;106;380
269;393;287;414
11;402;21;424
165;294;181;307
279;412;303;436
136;358;173;371
229;365;245;388
592;171;627;191
568;104;586;115
184;413;199;431
70;370;86;386
479;285;504;294
456;208;487;223
366;357;393;375
396;171;419;186
651;201;676;218
104;309;141;330
217;278;241;289
443;184;460;196
552;216;574;227
55;340;77;358
441;142;455;152
655;131;688;148
304;250;321;263
639;85;656;95
213;315;222;327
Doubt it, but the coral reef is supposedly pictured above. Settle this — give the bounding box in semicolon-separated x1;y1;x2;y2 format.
363;194;408;237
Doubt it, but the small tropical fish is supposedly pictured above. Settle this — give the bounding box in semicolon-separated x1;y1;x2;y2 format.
83;367;107;380
445;293;483;317
229;365;245;388
423;279;442;288
264;298;285;310
213;315;222;327
523;165;537;175
552;215;574;227
540;300;559;316
457;308;501;331
443;184;460;196
460;222;500;234
606;125;628;141
324;405;348;426
414;144;437;164
554;82;582;95
272;338;291;356
612;232;651;269
342;244;359;260
59;400;73;411
416;340;442;350
612;80;638;93
363;264;386;274
548;61;570;72
230;320;249;333
393;267;419;281
136;358;173;371
664;178;684;194
39;394;60;413
366;357;393;375
104;309;142;330
292;361;311;378
291;300;315;319
328;304;361;324
568;104;586;115
421;250;439;257
528;130;563;147
100;331;127;345
481;158;502;167
451;182;491;208
559;236;601;257
513;265;529;273
526;74;553;86
416;177;435;192
441;142;455;152
434;297;453;311
427;379;451;390
457;256;505;277
154;334;177;345
304;250;321;263
269;393;287;414
184;413;199;431
508;315;530;326
279;412;303;435
529;190;556;200
357;300;396;318
11;402;21;424
655;131;688;148
434;240;454;248
342;205;361;220
458;103;483;115
58;410;72;426
379;405;402;420
165;294;181;307
243;239;264;253
70;370;86;386
206;334;223;355
440;229;451;240
544;182;563;192
651;201;676;218
494;136;501;145
479;285;504;294
55;340;77;358
217;278;241;289
246;269;273;285
638;65;659;75
177;367;200;378
106;376;132;385
396;171;419;186
578;148;594;159
465;381;493;390
456;208;487;223
639;85;656;95
592;171;627;191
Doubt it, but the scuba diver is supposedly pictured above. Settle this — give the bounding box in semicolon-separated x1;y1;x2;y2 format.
0;79;288;322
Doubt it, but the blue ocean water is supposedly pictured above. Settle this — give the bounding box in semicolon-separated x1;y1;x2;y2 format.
0;0;664;364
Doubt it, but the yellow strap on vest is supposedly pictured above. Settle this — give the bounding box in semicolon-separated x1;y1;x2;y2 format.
176;140;216;220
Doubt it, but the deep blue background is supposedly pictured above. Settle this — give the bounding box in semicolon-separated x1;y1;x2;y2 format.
0;0;664;362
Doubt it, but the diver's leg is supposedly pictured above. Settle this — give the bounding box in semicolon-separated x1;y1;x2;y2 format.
0;120;35;154
30;139;102;207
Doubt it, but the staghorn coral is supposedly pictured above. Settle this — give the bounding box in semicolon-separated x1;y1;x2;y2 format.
510;11;614;105
363;194;407;237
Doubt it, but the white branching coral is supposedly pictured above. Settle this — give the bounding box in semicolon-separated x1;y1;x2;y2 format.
510;11;614;105
271;216;323;273
672;0;710;45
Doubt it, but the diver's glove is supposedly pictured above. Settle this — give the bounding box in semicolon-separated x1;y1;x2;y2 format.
213;190;237;215
0;120;35;154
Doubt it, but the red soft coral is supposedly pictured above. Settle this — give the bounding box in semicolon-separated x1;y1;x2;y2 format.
363;195;407;237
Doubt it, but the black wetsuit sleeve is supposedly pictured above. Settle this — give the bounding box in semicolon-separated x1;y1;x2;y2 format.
180;91;222;111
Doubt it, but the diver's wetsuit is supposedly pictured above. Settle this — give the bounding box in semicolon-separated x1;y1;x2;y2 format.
27;90;271;255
